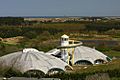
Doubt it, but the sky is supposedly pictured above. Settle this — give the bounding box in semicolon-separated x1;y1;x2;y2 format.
0;0;120;16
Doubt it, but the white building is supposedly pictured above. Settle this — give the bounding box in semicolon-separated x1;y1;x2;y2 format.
46;34;111;65
0;48;69;77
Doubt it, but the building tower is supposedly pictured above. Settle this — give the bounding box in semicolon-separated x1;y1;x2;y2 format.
61;34;69;46
58;34;82;65
60;34;69;62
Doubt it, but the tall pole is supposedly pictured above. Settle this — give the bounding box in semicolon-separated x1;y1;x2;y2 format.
67;48;70;65
72;48;75;65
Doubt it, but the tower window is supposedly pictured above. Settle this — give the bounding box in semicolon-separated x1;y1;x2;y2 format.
64;38;68;41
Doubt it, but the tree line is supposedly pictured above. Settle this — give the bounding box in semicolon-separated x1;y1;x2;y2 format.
0;17;24;25
86;24;120;32
0;26;63;38
0;17;120;38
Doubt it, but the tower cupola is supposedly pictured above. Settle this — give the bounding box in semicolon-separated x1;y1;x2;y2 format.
61;34;69;46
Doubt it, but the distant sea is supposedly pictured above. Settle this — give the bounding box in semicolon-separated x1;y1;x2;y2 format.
22;16;83;18
21;16;120;18
0;16;120;18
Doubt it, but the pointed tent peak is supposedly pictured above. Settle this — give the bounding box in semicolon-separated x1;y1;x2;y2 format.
61;34;69;38
22;48;43;53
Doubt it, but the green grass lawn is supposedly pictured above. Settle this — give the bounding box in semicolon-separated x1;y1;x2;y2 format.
105;50;120;58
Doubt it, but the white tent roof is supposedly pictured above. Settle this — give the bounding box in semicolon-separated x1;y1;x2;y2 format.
0;48;68;74
74;46;108;64
46;46;109;64
46;48;60;55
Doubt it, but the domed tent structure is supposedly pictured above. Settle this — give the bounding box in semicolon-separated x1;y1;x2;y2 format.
46;34;111;65
0;48;68;77
46;49;61;58
73;46;110;65
46;46;111;65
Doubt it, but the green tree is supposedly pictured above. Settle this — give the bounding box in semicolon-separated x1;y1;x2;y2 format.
23;31;37;39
